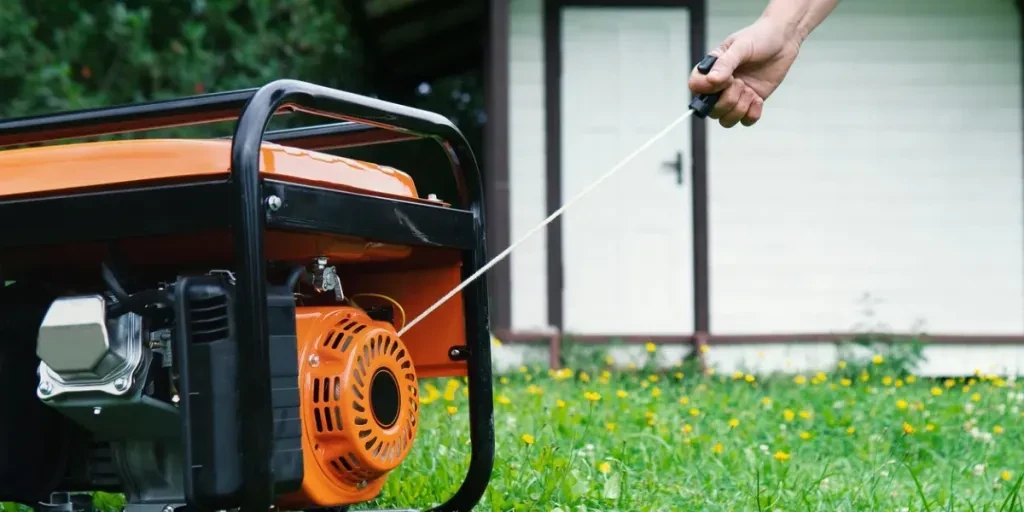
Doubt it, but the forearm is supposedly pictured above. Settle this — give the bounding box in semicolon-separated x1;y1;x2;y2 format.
761;0;839;44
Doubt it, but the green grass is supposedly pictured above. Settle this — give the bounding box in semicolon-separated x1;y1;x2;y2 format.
8;351;1024;511
366;357;1024;511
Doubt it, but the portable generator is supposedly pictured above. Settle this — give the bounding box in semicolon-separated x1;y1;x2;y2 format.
0;80;494;512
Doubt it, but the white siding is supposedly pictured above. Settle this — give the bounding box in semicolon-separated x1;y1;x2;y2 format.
707;0;1024;335
504;0;1024;337
508;0;549;330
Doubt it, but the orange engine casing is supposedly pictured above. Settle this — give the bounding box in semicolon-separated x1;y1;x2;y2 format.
277;306;420;509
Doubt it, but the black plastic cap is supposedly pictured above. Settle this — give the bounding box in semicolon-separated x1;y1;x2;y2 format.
689;54;722;119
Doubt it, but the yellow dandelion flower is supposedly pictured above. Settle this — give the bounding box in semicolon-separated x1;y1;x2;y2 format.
604;355;615;366
994;425;1005;434
521;433;535;445
519;365;528;373
500;376;509;385
728;418;740;428
732;371;744;380
554;368;574;381
647;416;656;426
838;360;847;369
1002;471;1012;482
679;396;690;405
712;442;723;454
882;376;893;386
798;410;812;420
906;375;917;383
799;431;812;440
556;399;566;408
931;387;943;396
527;384;543;396
645;342;657;353
627;362;637;370
446;405;457;415
783;409;795;422
601;370;610;379
895;379;904;388
497;394;511;405
640;381;650;389
815;372;827;382
649;374;660;383
689;408;700;417
841;378;852;387
971;393;981;402
616;389;628;398
872;354;884;365
896;399;908;410
745;374;756;383
584;391;601;402
962;385;971;393
674;371;684;380
524;374;532;382
579;372;591;383
774;451;791;462
761;397;773;406
944;378;955;388
598;461;612;474
903;422;916;435
651;387;662;398
846;426;856;434
925;424;936;432
682;424;693;434
793;375;807;385
700;345;709;354
605;423;616;432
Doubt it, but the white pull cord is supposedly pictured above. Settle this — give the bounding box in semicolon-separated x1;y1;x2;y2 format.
396;108;697;337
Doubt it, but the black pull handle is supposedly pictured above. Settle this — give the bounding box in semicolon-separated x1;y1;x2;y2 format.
661;151;684;185
688;54;721;119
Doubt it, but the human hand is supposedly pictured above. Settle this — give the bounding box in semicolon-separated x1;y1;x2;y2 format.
688;17;804;127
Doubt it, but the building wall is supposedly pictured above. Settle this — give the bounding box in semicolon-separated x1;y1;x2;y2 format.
503;0;1024;340
706;0;1024;335
507;0;549;331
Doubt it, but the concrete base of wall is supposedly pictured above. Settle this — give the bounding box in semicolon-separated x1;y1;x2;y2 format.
489;338;1024;377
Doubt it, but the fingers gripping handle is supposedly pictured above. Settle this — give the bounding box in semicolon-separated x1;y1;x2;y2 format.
689;54;721;119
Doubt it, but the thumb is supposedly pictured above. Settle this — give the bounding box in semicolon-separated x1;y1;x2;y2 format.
706;42;747;85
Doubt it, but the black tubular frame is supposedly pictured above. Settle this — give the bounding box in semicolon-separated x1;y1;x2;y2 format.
0;81;494;512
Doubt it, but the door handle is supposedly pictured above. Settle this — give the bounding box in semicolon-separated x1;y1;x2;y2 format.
661;151;684;185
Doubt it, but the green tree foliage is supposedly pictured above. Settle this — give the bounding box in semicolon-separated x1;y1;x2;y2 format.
0;0;368;137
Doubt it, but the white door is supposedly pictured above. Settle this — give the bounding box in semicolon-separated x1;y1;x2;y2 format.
560;6;695;335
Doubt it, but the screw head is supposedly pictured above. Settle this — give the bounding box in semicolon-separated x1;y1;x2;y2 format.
113;377;128;391
266;195;282;211
308;354;320;368
39;381;53;395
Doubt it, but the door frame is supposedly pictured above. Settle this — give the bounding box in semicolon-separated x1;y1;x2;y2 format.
543;0;710;335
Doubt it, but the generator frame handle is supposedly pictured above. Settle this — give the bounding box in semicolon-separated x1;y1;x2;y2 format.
231;80;494;512
0;81;495;512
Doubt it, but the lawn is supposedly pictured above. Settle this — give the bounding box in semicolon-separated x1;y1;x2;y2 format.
367;348;1024;511
13;346;1024;512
